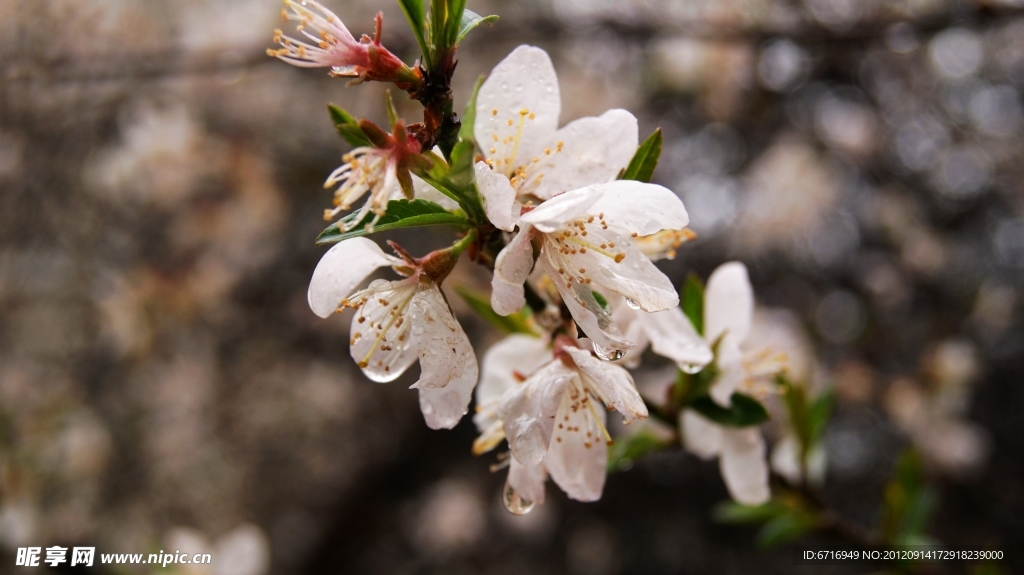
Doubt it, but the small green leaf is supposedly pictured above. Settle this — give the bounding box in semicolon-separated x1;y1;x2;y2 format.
681;274;704;336
607;431;669;472
315;199;471;246
384;90;400;130
397;0;430;66
620;128;663;183
446;0;467;45
455;9;498;45
807;390;834;445
429;0;447;53
419;143;486;223
459;75;486;143
447;139;476;187
455;287;536;336
713;500;788;524
690;393;770;427
880;449;936;545
328;103;372;147
756;512;817;549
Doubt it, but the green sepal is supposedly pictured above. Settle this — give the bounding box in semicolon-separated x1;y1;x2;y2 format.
681;273;704;336
607;430;670;472
315;199;471;246
690;393;770;427
619;128;663;183
328;103;372;148
455;287;536;336
455;9;498;45
384;90;400;130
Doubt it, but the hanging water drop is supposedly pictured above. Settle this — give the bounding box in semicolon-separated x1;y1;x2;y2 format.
680;362;703;374
502;479;535;515
625;298;641;310
411;326;425;336
593;344;626;361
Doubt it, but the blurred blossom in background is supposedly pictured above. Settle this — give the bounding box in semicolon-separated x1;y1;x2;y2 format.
1;0;1022;573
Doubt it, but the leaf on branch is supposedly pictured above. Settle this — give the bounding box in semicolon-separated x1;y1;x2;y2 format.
419;144;486;223
455;9;498;45
756;511;818;549
397;0;430;66
607;430;670;472
455;287;536;336
681;273;704;336
880;449;936;545
690;393;770;427
315;199;471;246
328;103;372;148
459;75;486;143
620;128;663;183
713;500;788;524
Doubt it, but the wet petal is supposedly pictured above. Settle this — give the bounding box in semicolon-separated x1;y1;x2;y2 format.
492;226;536;315
348;279;420;382
532;109;639;200
499;360;577;466
721;427;770;505
508;458;548;505
308;237;401;318
476;45;560;169
564;347;647;422
475;162;520;231
545;393;607;502
709;345;744;406
638;307;714;369
704;261;754;349
543;257;632;352
680;410;722;460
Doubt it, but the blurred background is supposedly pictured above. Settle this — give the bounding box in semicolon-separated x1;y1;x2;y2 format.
1;0;1023;573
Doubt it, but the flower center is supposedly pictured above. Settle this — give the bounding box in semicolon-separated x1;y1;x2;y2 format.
342;280;419;371
739;347;789;399
322;147;396;229
544;214;626;289
553;378;614;449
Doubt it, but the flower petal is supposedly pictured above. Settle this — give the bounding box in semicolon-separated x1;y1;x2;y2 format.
545;394;607;502
476;45;560;170
564;347;647;422
518;187;603;233
720;427;770;505
771;434;828;486
409;286;479;430
499;360;577;466
477;334;550;409
585;181;689;235
531;109;639;200
704;261;754;348
348;279;420;382
308;237;401;318
542;258;632;352
508;458;548;506
475;161;520;231
566;228;680;312
491;226;536;316
680;410;722;460
639;307;714;369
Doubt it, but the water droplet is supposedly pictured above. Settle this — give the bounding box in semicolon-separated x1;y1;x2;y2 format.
593;344;626;361
680;362;703;374
501;82;509;91
625;298;641;310
544;84;554;93
411;326;425;336
502;479;535;515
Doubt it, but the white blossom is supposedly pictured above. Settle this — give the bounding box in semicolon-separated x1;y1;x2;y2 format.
474;335;647;503
308;238;478;429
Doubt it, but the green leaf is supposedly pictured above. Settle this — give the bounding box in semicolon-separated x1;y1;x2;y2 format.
397;0;430;67
328;103;372;148
459;75;486;143
681;274;704;336
384;90;400;130
455;9;498;45
419;143;486;223
429;0;447;53
455;287;536;336
880;449;936;545
620;128;663;183
756;512;817;549
690;393;770;427
446;0;467;45
807;390;834;445
315;199;471;246
607;430;669;472
713;500;788;525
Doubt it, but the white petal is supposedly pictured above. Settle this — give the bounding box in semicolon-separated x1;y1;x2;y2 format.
476;45;560;169
477;335;550;409
545;392;607;502
507;458;548;505
720;427;770;505
704;261;754;348
308;237;401;318
564;347;647;422
475;162;520;231
709;349;744;407
348;279;419;382
491;226;536;316
680;410;722;460
638;307;713;369
769;434;802;485
499;360;577;466
519;187;603;233
409;286;479;430
531;109;639;200
585;181;690;235
618;308;649;369
542;257;631;352
413;174;459;210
